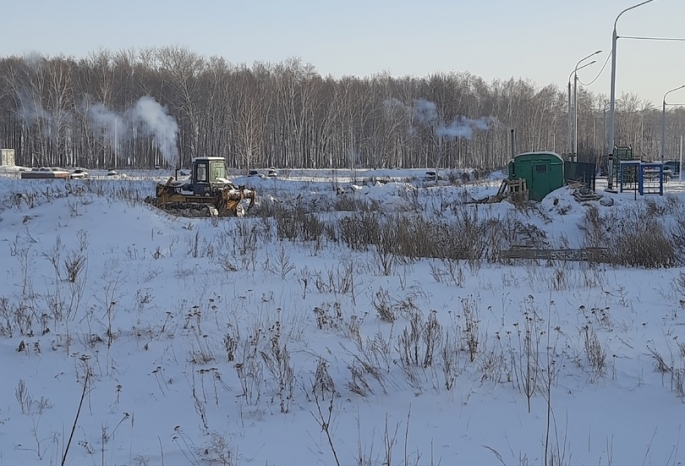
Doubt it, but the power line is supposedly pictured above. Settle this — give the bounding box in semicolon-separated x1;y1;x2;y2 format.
577;50;611;87
619;35;685;42
576;35;685;87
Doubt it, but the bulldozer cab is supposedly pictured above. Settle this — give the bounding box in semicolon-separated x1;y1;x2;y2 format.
192;157;227;195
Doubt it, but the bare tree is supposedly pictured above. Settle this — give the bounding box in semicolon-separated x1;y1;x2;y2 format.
0;50;683;171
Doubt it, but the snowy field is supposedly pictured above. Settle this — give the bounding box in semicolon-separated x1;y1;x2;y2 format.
0;166;684;466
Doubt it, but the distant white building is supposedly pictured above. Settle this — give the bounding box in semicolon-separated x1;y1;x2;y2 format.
1;149;15;166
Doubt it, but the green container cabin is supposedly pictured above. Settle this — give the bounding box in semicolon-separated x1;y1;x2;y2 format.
508;151;565;201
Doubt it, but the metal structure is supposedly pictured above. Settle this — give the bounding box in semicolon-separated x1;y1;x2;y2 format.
619;160;640;193
638;163;664;196
619;160;664;196
607;0;655;191
564;161;597;191
611;145;634;188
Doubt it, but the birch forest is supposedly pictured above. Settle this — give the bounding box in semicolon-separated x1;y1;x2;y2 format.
1;47;684;171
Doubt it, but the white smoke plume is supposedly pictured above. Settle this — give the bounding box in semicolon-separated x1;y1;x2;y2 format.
412;99;439;126
129;96;179;165
16;89;179;165
86;100;125;155
382;97;407;116
84;96;179;165
383;98;498;140
16;89;52;132
436;116;495;139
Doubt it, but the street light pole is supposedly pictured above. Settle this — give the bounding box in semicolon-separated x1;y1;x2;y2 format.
607;0;655;190
574;73;578;161
567;57;599;161
661;84;685;162
566;69;576;157
567;76;573;155
574;53;600;161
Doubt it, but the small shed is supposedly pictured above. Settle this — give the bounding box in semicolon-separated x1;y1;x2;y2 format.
508;151;564;201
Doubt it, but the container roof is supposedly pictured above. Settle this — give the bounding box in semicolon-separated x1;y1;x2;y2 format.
514;151;564;162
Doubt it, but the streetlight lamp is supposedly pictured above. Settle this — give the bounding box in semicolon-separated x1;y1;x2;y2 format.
607;0;656;190
573;51;601;161
568;56;599;158
661;84;685;162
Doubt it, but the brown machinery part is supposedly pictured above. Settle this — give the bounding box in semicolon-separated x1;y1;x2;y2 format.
220;186;256;216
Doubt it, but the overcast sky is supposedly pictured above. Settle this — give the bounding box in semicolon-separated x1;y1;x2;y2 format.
3;0;685;107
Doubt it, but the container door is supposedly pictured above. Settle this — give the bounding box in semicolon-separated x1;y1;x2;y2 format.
531;161;549;201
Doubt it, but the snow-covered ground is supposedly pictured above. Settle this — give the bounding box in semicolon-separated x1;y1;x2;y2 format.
0;167;684;465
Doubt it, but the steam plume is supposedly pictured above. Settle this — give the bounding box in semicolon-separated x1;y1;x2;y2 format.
129;96;179;165
85;96;179;165
385;98;498;140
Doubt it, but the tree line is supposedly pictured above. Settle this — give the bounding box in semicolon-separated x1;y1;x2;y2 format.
0;47;683;171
